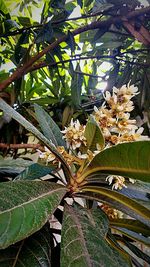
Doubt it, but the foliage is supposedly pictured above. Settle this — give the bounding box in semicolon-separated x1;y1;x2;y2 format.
0;0;150;149
0;83;150;266
0;1;150;266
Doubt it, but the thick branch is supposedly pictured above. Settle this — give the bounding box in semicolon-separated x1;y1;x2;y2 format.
0;6;150;92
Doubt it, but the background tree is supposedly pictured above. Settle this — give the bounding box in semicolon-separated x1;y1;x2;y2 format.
0;0;150;154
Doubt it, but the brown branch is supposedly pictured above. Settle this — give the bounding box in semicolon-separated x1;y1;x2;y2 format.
0;6;150;92
0;143;44;150
27;55;115;72
74;71;105;79
28;54;150;73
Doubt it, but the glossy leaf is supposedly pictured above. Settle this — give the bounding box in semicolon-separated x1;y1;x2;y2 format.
80;186;150;227
81;141;150;182
84;115;105;151
34;103;66;148
61;204;131;267
0;224;51;267
15;163;55;180
0;181;66;249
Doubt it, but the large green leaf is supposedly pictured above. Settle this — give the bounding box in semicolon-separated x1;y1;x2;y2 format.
0;181;66;249
84;115;105;151
0;224;51;266
34;103;66;148
80;141;150;182
60;204;131;267
15;163;55;180
0;98;72;181
79;186;150;227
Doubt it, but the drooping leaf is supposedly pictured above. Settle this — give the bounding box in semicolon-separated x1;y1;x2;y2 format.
34;103;66;148
60;204;131;267
0;223;51;267
84;115;105;151
0;181;66;249
110;219;150;236
115;228;150;247
81;141;150;182
15;163;55;180
79;186;150;227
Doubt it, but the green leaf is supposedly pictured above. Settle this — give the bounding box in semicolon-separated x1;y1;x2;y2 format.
110;219;150;236
76;190;150;228
81;141;150;182
35;22;53;44
84;115;105;151
0;158;33;173
0;0;9;15
115;228;150;247
0;224;51;266
18;16;31;27
67;31;76;54
34;103;66;148
61;204;131;267
15;163;55;180
0;99;71;181
29;96;59;105
93;26;110;42
123;240;150;264
80;186;150;227
0;181;66;249
71;64;83;108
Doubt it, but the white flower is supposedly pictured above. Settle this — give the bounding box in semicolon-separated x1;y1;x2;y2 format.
130;127;149;141
61;119;86;149
129;178;135;184
106;175;127;190
37;146;56;165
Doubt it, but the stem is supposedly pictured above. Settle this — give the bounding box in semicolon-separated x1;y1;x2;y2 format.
0;143;44;150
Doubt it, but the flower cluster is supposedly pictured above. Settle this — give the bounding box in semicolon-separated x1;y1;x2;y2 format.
93;83;148;145
37;83;149;190
100;203;123;219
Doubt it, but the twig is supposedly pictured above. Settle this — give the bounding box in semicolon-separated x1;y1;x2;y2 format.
0;143;44;150
74;70;105;79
